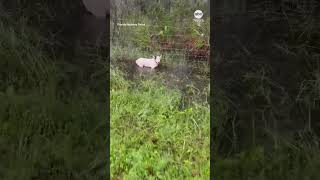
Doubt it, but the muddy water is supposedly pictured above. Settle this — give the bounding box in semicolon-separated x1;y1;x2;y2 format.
113;57;210;104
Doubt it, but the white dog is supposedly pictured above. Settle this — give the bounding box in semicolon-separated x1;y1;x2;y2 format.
135;55;161;69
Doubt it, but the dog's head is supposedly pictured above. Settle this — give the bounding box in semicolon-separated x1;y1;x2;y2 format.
155;55;161;64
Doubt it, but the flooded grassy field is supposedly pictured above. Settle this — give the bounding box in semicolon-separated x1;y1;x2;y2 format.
112;55;209;106
110;23;211;179
2;0;320;179
110;1;210;178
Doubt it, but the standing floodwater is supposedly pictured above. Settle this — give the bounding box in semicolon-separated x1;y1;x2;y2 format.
113;53;209;106
110;0;210;179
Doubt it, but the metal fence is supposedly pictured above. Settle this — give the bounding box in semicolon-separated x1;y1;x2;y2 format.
111;18;210;61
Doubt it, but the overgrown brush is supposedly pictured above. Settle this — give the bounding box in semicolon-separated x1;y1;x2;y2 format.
213;10;320;180
111;68;210;179
0;8;108;179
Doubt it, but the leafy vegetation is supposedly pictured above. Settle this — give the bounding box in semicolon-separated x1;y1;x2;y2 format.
0;2;108;179
4;0;319;179
111;0;210;60
213;6;320;180
111;0;210;179
110;68;209;179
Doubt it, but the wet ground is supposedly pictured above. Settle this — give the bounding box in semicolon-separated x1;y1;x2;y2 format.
112;55;210;105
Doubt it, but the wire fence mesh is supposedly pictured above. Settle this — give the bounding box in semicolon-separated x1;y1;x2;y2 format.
111;18;210;61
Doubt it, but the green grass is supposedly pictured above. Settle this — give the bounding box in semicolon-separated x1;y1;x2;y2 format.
0;87;107;179
212;79;320;179
212;12;320;180
0;13;108;179
5;1;320;179
110;68;210;179
110;2;211;178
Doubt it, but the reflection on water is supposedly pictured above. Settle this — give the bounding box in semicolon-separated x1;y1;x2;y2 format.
112;56;210;105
